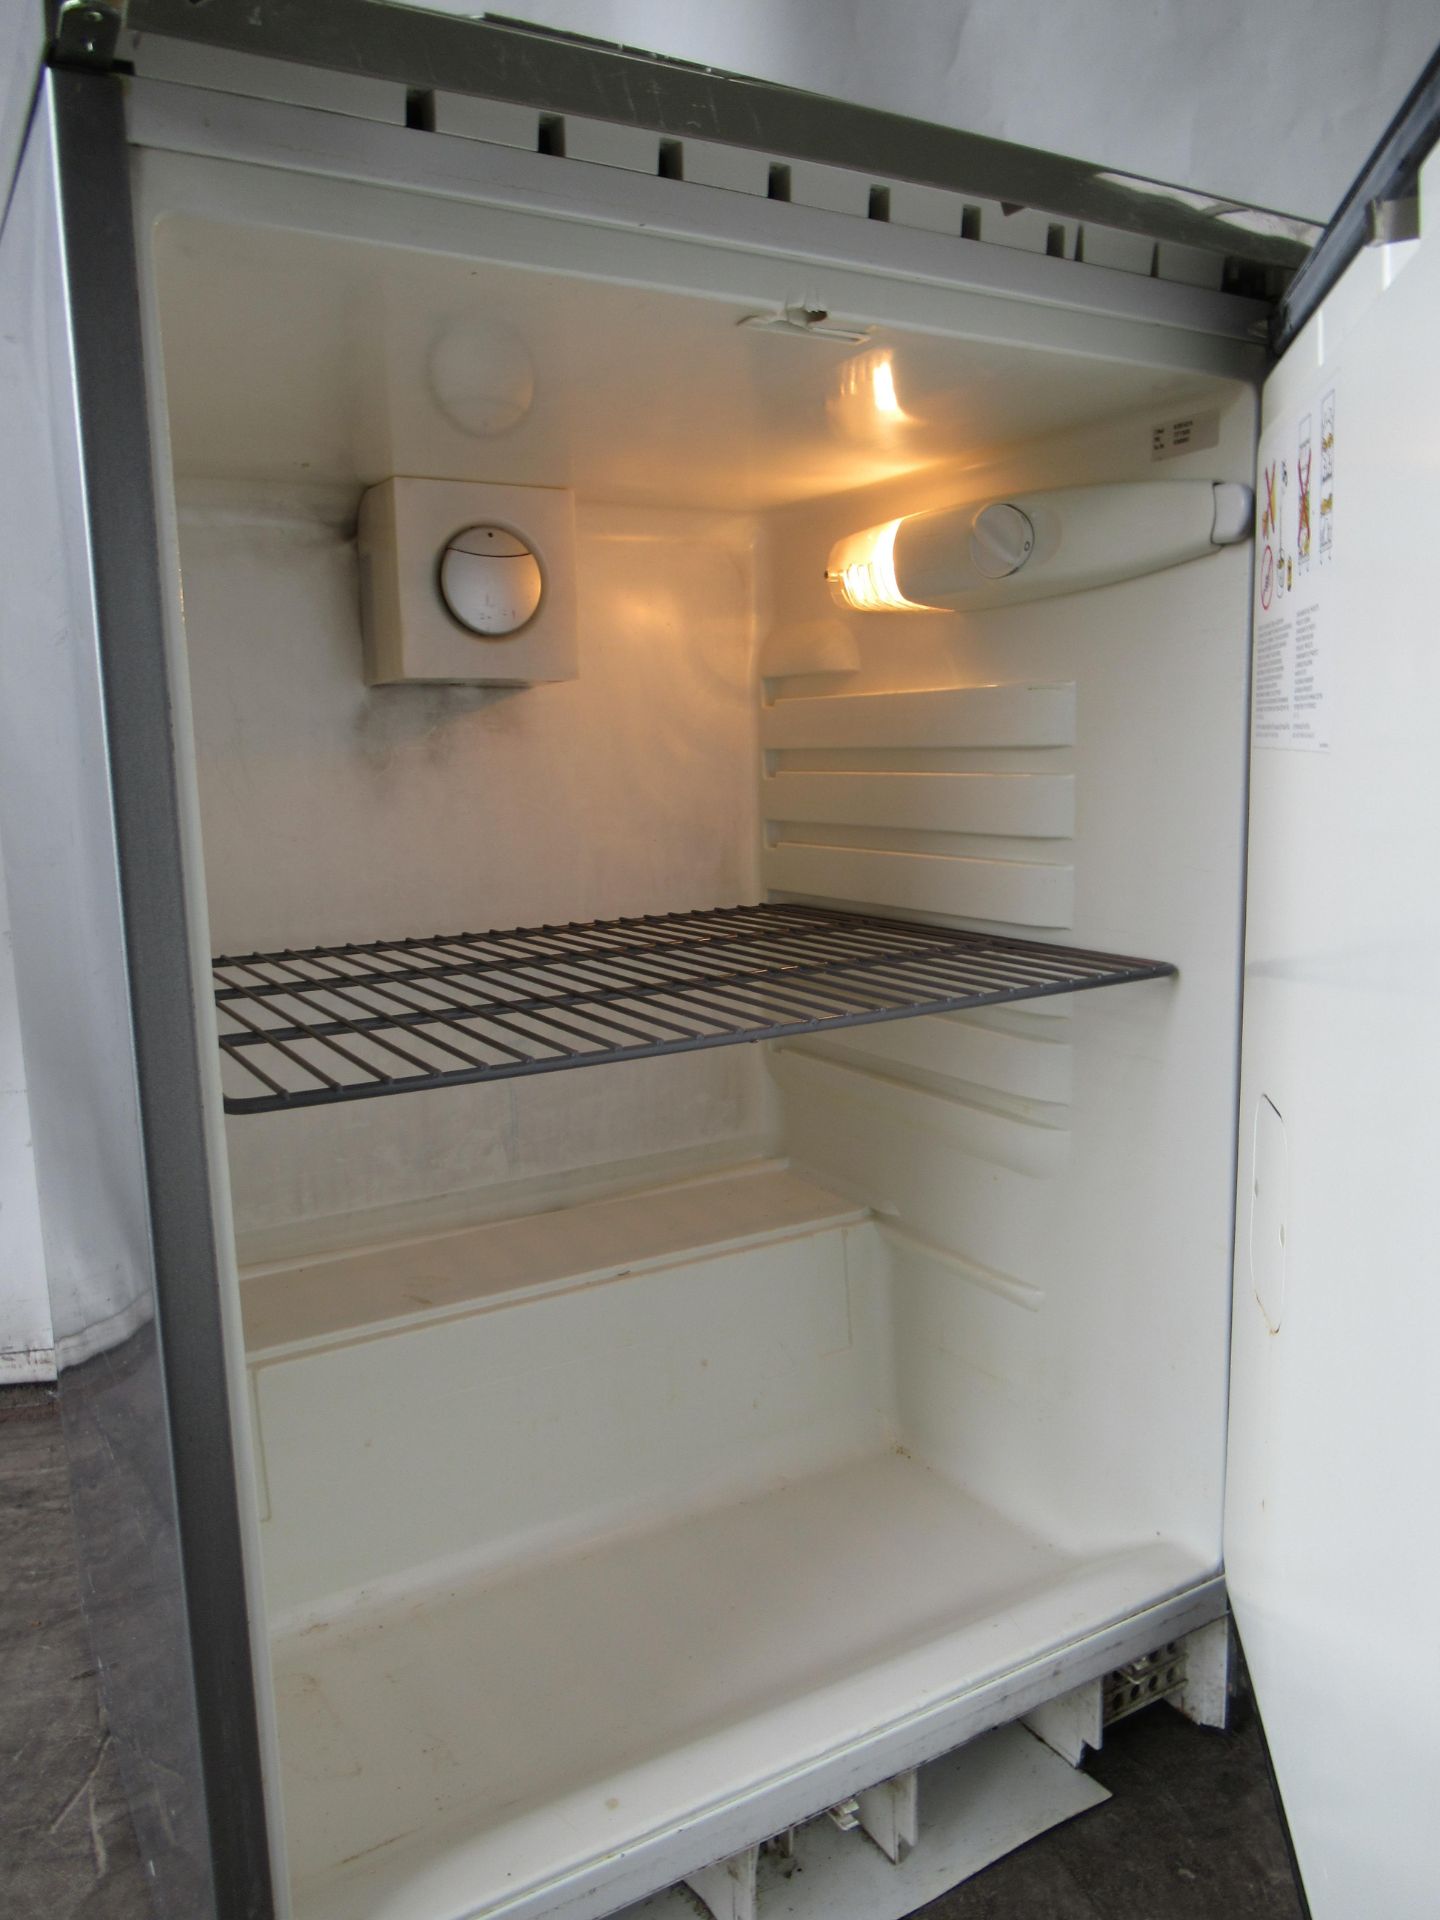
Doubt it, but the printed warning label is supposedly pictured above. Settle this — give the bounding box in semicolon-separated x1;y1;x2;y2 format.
1254;604;1326;749
1253;384;1334;752
1292;604;1324;744
1253;616;1292;740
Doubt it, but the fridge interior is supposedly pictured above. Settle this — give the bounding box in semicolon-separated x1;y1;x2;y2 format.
137;142;1257;1920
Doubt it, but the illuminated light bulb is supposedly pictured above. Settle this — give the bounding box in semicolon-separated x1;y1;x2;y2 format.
826;519;940;613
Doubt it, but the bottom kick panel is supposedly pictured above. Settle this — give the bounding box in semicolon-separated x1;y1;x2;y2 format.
620;1724;1108;1920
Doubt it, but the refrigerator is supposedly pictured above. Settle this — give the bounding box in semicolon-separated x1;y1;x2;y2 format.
2;5;1437;1918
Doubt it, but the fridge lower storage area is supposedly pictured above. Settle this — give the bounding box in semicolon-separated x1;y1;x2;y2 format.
248;1167;1225;1920
133;118;1259;1920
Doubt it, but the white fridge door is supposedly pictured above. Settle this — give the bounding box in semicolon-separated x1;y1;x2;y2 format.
1225;125;1440;1919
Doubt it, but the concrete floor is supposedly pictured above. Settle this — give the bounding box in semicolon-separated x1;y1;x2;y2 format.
2;1385;150;1916
3;1383;1305;1919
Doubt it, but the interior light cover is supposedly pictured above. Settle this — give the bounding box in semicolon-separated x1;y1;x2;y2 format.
825;519;942;613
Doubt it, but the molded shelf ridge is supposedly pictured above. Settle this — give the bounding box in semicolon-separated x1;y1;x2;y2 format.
212;903;1175;1114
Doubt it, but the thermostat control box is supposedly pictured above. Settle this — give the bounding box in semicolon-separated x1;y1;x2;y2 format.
358;477;578;686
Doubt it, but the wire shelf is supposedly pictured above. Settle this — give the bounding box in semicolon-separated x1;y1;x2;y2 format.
212;903;1175;1114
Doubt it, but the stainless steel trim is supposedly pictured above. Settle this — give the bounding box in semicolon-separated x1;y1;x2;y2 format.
49;64;275;1920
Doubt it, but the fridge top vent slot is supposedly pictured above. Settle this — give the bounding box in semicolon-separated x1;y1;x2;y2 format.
212;905;1174;1115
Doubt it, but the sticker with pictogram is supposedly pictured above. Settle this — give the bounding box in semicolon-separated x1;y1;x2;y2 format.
1253;382;1335;753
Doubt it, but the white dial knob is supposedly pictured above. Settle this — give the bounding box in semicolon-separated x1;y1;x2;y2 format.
439;526;543;636
969;502;1035;580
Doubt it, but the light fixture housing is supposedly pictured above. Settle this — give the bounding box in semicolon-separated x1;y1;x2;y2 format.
825;518;941;613
827;481;1252;614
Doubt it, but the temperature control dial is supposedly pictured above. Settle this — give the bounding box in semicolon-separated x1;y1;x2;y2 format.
439;526;543;636
969;502;1035;580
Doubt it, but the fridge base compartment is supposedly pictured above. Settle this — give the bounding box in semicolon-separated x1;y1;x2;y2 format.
272;1449;1212;1920
620;1722;1110;1920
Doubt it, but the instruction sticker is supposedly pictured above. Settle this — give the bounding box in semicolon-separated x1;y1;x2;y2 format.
1253;385;1335;751
1151;408;1220;460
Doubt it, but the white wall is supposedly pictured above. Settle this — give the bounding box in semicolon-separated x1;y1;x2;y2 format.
444;0;1437;222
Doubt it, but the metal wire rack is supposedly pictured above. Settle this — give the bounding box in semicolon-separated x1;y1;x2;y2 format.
212;903;1175;1114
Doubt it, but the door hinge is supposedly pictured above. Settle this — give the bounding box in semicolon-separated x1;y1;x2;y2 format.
50;1;123;72
1365;194;1421;247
